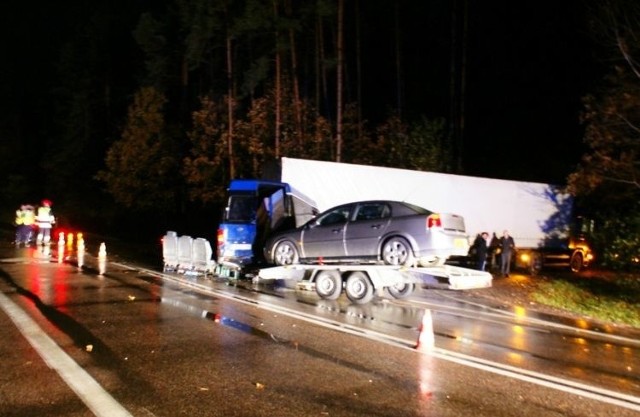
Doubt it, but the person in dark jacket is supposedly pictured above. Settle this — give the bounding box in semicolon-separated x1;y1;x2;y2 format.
500;230;516;276
473;232;489;271
488;232;500;270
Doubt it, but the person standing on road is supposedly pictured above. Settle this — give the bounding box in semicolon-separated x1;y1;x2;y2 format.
36;199;56;245
500;230;515;277
488;232;500;270
473;232;489;271
14;205;35;246
14;205;25;246
22;205;36;246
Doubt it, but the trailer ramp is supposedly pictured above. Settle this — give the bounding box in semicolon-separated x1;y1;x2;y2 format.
407;265;493;290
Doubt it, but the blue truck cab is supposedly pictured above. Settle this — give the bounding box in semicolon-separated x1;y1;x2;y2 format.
216;179;316;275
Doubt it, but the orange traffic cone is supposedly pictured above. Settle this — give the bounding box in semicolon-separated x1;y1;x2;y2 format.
415;309;434;352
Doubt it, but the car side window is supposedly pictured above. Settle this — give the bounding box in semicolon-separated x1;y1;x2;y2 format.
355;203;389;221
317;207;350;226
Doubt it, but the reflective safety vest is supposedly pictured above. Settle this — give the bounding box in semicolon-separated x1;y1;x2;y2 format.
23;209;35;226
36;206;55;228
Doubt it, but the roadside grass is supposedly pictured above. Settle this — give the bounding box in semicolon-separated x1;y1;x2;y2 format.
531;274;640;327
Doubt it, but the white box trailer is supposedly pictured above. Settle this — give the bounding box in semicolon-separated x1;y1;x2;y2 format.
276;158;594;273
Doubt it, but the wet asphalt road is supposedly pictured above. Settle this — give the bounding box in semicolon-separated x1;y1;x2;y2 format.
0;240;639;417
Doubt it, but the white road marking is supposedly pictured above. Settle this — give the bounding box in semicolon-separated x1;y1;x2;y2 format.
429;347;640;412
415;291;640;346
0;290;132;417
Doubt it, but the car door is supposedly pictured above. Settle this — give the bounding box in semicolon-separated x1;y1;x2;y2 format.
345;202;391;257
301;205;351;259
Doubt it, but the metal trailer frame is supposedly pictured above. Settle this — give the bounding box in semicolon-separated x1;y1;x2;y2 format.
256;264;492;304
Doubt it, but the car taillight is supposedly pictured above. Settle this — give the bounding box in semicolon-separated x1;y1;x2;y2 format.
427;214;442;229
217;228;225;247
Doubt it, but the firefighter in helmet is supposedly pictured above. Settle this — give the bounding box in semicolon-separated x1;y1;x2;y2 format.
36;199;56;245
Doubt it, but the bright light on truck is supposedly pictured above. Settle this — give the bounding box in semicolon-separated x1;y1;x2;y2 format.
217;228;226;248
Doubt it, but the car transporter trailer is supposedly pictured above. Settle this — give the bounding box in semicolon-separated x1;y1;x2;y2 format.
256;263;493;304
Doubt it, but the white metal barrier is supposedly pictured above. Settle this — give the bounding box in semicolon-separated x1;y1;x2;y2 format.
162;231;179;272
162;232;216;276
177;235;194;273
192;238;216;275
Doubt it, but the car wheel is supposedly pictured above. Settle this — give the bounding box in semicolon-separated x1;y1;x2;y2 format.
315;270;343;300
345;272;374;304
570;252;583;273
382;237;415;266
387;282;415;299
273;240;299;266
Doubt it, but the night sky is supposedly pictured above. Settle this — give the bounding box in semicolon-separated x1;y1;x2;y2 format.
461;1;602;184
351;1;602;184
1;1;604;189
373;0;602;184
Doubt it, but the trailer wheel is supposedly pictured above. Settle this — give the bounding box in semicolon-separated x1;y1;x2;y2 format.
387;283;415;299
345;272;374;304
382;237;415;266
570;252;583;273
273;240;299;266
315;270;343;300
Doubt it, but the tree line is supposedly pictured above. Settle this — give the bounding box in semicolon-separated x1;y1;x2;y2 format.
24;0;455;236
568;1;640;269
96;1;454;211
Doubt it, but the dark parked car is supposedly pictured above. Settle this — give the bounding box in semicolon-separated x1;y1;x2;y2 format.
263;200;469;267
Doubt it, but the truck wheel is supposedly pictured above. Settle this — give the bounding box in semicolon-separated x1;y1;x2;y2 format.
345;272;374;304
273;240;299;266
570;252;583;273
315;270;342;300
387;282;415;299
382;237;415;266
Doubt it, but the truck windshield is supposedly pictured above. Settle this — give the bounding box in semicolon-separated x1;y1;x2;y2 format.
225;195;259;223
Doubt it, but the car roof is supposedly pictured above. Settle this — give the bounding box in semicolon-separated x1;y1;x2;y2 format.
331;200;406;206
324;200;431;213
